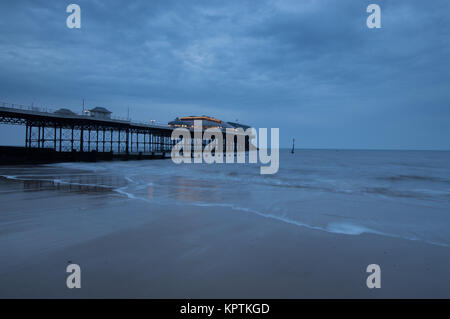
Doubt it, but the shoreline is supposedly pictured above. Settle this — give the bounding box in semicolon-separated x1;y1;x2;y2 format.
1;169;449;249
1;160;450;299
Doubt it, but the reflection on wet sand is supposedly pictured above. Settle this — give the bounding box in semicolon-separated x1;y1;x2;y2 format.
1;174;127;194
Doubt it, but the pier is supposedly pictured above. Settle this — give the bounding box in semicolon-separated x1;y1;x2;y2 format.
0;102;174;164
0;102;251;165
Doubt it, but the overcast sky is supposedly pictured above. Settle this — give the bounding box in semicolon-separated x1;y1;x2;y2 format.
0;0;449;149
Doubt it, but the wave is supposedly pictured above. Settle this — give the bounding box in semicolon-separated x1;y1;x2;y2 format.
362;187;421;198
114;186;139;200
362;186;450;200
1;175;19;180
261;177;450;201
3;172;449;247
143;199;448;247
1;174;116;191
377;174;449;183
5;160;450;248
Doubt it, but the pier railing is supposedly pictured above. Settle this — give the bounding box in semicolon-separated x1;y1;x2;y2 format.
0;101;168;128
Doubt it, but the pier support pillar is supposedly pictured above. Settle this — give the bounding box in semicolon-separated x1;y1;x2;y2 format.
126;129;129;154
71;126;74;151
41;126;45;148
54;125;57;150
80;127;84;152
96;127;99;152
130;131;133;153
118;129;121;153
88;128;91;152
25;122;29;148
110;129;113;152
38;126;41;149
103;128;106;152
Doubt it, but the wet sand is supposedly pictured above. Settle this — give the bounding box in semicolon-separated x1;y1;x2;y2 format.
0;172;450;298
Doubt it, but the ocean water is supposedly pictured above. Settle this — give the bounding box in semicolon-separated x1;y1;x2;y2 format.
2;150;450;247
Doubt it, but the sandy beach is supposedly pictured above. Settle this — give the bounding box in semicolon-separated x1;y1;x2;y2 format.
0;164;449;298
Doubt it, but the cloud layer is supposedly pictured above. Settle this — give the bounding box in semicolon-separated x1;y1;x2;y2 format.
0;0;449;149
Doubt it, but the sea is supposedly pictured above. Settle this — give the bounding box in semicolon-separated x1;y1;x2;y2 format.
2;149;450;247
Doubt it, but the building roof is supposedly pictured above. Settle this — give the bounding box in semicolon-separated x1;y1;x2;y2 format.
179;115;223;124
226;121;251;130
54;108;76;116
89;107;112;114
168;116;238;129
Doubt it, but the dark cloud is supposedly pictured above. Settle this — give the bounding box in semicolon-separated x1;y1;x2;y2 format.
0;0;449;149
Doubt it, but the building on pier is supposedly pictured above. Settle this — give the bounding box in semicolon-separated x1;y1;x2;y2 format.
87;107;112;119
54;108;77;116
168;115;250;131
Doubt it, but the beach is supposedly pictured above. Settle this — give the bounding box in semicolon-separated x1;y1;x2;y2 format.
1;150;450;298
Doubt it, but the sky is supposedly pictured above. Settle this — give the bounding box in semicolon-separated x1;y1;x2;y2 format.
0;0;449;149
